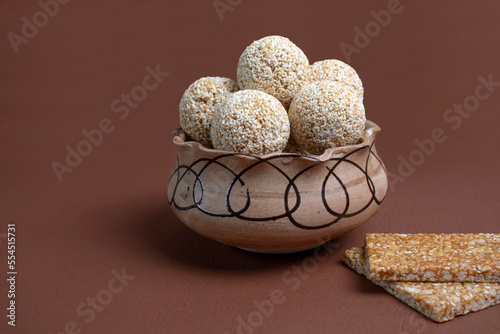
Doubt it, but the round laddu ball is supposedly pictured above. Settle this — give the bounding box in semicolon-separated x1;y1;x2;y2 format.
211;90;290;155
179;77;239;148
237;35;312;109
289;81;366;155
311;59;364;98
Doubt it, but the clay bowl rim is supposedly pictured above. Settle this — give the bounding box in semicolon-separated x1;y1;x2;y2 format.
172;120;381;161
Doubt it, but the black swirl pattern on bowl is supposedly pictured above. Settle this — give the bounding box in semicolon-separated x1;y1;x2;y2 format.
167;142;386;230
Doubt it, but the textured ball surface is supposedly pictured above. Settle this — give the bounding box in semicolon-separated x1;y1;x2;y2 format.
311;59;364;98
179;77;239;148
289;81;366;155
211;90;290;155
237;35;311;109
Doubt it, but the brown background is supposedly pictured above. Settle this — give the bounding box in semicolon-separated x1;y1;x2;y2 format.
1;0;500;333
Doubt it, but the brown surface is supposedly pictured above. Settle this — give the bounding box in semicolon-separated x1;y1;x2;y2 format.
1;0;500;333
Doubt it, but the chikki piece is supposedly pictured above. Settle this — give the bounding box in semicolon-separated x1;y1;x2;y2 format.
365;233;500;283
344;247;500;322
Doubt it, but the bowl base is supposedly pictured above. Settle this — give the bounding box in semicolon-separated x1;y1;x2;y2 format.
237;242;326;254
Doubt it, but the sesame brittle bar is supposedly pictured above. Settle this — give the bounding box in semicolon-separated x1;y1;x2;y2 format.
365;233;500;282
344;247;500;322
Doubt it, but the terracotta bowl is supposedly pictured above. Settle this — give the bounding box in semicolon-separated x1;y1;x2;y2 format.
167;120;388;253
